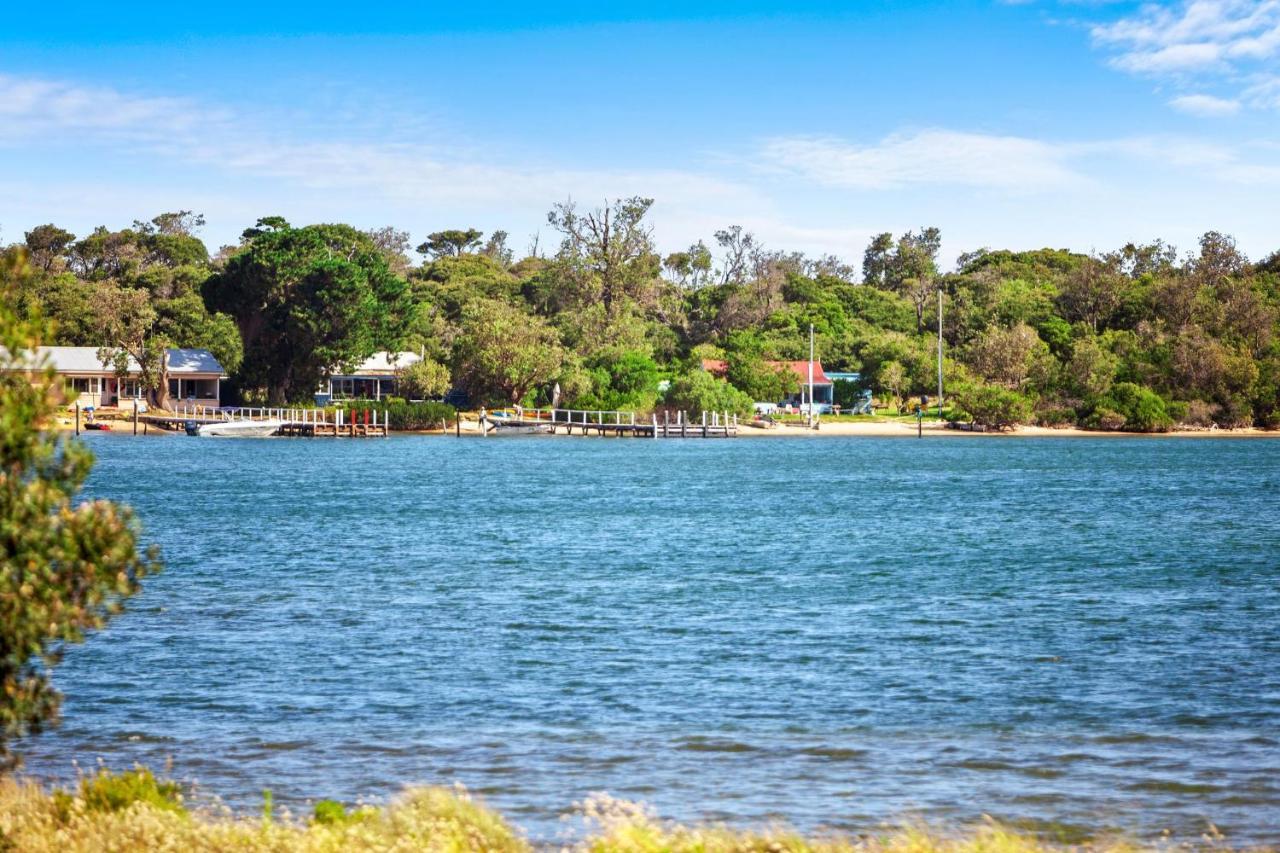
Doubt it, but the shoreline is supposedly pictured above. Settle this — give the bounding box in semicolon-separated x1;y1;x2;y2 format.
52;412;1280;439
737;420;1280;438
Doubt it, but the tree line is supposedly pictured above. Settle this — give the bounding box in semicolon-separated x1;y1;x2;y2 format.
4;200;1279;431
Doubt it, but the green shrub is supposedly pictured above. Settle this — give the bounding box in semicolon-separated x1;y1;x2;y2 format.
663;369;755;418
1035;406;1077;428
75;768;184;815
1085;407;1127;431
1085;382;1173;432
313;799;346;824
340;399;456;430
950;381;1033;429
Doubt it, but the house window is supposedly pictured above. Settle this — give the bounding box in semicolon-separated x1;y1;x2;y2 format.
69;376;101;396
119;379;143;399
169;377;218;399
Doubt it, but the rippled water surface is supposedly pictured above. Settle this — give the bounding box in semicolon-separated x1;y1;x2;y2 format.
22;434;1280;844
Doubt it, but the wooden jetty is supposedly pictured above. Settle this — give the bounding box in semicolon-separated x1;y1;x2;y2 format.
140;405;388;437
484;407;739;438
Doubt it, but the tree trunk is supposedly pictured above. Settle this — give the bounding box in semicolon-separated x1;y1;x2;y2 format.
154;351;171;411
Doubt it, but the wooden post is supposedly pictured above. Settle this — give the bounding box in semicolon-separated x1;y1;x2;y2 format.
652;413;658;439
133;400;138;435
75;402;80;436
702;410;708;438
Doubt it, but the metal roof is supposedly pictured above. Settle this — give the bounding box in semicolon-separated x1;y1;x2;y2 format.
331;351;422;377
31;347;226;376
700;358;833;384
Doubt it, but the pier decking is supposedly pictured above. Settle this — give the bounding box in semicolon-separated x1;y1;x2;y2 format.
132;405;739;439
141;405;388;437
484;407;739;438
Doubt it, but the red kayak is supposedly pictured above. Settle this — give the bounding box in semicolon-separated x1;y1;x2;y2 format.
83;422;112;431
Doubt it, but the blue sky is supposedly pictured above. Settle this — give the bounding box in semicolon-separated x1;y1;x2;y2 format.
1;1;1277;268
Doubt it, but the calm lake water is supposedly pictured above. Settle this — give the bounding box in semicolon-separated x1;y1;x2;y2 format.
21;433;1280;844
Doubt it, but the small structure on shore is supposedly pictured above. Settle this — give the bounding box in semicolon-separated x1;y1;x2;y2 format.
16;346;226;409
700;359;836;414
315;351;422;404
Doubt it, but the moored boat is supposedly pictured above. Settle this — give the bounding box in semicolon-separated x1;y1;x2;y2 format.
194;419;283;438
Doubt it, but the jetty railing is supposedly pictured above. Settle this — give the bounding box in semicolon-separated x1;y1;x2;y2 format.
485;406;739;438
158;404;388;437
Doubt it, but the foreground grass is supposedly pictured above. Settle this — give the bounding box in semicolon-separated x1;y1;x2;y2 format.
0;768;1248;852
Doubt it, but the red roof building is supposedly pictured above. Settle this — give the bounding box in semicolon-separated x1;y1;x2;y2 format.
700;358;834;412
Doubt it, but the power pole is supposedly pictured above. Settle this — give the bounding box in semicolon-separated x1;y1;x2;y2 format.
937;288;944;421
807;324;815;429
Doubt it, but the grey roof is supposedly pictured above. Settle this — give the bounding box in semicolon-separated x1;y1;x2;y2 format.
331;351;422;378
165;348;225;375
30;347;225;376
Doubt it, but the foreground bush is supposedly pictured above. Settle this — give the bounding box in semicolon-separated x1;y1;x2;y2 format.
1;254;160;769
0;770;1196;853
0;774;527;852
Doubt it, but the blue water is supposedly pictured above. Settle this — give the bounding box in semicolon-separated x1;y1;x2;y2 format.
20;434;1280;844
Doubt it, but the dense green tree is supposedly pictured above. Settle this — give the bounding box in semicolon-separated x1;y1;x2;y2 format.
454;299;565;405
573;350;661;412
397;358;452;400
861;232;894;287
204;223;411;404
23;225;76;274
663;368;754;418
417;229;483;259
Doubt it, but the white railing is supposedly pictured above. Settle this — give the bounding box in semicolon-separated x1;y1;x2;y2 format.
488;406;739;435
170;404;385;431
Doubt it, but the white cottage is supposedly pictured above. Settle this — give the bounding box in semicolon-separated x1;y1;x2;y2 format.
31;346;227;409
316;351;422;403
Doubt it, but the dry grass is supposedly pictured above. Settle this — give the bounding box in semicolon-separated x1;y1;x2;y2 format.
571;793;1149;853
0;774;528;852
0;771;1259;852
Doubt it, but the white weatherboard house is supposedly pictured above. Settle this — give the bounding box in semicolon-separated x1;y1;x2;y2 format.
31;346;227;409
317;351;422;403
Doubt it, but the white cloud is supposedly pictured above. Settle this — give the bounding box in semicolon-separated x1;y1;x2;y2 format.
757;129;1280;192
0;74;226;141
1169;92;1243;113
754;130;1082;191
1242;72;1280;104
1090;1;1280;110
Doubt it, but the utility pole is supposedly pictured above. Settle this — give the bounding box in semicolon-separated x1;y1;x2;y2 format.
937;288;944;421
807;324;815;429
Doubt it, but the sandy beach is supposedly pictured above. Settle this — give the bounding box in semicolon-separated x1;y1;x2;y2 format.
738;420;1280;438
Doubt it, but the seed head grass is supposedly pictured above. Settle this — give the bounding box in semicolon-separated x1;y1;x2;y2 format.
0;769;1267;852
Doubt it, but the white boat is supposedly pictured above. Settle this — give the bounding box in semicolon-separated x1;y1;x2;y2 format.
492;423;552;435
195;419;283;438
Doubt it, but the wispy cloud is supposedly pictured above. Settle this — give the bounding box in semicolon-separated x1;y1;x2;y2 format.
755;128;1280;190
1169;92;1243;114
754;130;1082;191
1090;0;1280;111
0;73;227;141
